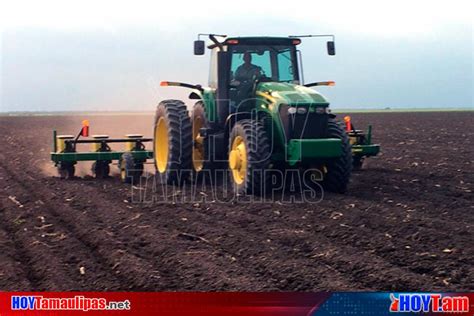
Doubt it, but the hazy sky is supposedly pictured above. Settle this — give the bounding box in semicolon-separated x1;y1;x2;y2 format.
0;0;472;112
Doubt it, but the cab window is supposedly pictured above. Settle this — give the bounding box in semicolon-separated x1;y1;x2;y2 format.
277;49;294;82
230;51;272;78
229;45;297;82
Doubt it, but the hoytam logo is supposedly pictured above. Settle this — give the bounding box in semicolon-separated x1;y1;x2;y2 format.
390;293;469;313
11;295;131;311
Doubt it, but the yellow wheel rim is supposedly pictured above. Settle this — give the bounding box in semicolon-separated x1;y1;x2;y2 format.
192;116;204;172
154;117;169;173
229;135;247;185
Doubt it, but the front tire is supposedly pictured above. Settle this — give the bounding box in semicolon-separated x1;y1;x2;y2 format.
228;119;271;195
322;120;352;193
153;100;192;184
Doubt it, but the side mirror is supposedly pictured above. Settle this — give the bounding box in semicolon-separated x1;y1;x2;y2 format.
327;41;336;56
194;40;205;55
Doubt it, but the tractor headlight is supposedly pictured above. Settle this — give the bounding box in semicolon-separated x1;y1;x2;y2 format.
296;107;307;114
315;107;327;114
288;107;297;114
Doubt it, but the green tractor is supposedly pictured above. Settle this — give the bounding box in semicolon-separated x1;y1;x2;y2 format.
154;34;379;194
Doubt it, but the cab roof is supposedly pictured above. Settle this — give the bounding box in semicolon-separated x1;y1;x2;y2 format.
208;36;301;49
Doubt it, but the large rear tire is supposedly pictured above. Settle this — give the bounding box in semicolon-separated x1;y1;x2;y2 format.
153;100;192;184
323;120;352;193
191;101;212;176
228;119;271;195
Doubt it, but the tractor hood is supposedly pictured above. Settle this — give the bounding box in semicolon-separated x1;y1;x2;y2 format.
257;82;329;106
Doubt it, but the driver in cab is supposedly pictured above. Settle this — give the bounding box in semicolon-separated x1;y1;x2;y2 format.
232;52;261;86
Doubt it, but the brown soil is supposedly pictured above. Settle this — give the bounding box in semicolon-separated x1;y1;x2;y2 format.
0;111;472;291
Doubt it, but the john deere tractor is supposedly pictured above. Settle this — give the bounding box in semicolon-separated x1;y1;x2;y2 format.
154;34;379;194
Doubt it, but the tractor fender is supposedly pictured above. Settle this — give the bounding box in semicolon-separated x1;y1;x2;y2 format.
224;112;253;139
189;92;201;100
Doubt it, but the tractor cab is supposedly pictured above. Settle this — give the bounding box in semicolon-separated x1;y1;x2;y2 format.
206;37;302;113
